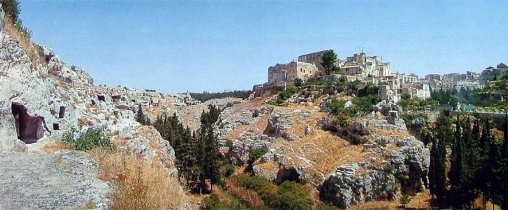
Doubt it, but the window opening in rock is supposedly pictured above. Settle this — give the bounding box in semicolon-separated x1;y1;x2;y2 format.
59;106;66;118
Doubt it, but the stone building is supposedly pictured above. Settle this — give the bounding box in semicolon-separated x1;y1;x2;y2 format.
424;74;441;81
268;61;318;88
480;64;507;83
401;83;431;99
442;73;462;83
378;85;400;103
455;80;484;92
339;52;391;77
400;73;418;84
298;50;332;72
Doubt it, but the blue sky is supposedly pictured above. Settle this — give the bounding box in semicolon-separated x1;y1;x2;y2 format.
19;0;508;93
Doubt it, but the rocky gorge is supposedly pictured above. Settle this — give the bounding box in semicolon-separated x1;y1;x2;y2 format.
0;2;432;208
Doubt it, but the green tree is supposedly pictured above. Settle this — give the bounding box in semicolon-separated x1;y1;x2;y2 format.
293;78;303;87
136;104;146;125
202;123;220;192
499;114;508;208
449;116;472;208
429;113;451;206
321;50;339;75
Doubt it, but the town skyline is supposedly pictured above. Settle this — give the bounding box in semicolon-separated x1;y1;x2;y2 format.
19;0;508;93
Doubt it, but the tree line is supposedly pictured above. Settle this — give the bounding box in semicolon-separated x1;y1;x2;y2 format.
153;105;223;193
189;90;252;102
429;112;508;208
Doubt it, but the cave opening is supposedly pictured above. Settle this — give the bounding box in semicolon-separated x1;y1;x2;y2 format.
275;167;301;184
11;102;50;144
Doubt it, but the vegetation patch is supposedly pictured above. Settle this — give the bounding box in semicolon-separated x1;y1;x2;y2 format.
62;130;114;151
247;147;268;165
231;174;318;210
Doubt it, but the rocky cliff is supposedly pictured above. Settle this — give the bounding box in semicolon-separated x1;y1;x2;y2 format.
216;96;430;208
0;4;189;209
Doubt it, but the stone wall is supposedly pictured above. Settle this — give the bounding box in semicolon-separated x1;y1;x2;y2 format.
268;61;318;87
298;50;330;72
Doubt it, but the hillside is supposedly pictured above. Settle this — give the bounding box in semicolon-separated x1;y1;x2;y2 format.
213;83;430;208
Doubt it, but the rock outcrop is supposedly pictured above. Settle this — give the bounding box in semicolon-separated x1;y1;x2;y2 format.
218;95;430;208
319;135;429;208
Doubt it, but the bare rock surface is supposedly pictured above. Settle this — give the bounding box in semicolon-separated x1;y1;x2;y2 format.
0;151;110;209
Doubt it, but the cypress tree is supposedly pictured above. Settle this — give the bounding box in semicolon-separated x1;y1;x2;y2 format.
449;117;463;207
429;135;438;199
476;118;496;209
436;137;447;204
429;113;452;206
203;123;220;191
136;104;146;125
486;134;500;206
500;114;508;208
480;118;491;154
461;117;476;207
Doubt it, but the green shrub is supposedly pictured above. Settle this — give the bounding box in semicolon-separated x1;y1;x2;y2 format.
201;194;220;210
236;174;280;207
201;190;248;210
294;78;303;87
277;181;313;210
225;163;235;177
248;147;268;165
235;175;315;209
326;98;346;115
63;130;114;151
276;85;298;105
325;95;379;121
400;193;411;207
358;83;378;97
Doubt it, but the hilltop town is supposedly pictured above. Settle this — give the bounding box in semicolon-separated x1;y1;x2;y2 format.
256;49;507;106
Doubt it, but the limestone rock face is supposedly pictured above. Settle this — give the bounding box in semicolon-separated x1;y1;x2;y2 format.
214;100;272;164
267;109;315;141
319;135;430;209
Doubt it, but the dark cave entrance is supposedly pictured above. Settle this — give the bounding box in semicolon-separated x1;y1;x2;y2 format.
275;167;301;184
11;102;49;144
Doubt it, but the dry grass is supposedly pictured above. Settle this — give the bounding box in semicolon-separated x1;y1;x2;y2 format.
43;139;75;152
89;149;183;210
406;190;432;209
348;200;398;210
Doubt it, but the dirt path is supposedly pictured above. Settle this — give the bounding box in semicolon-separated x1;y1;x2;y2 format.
0;151;110;209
